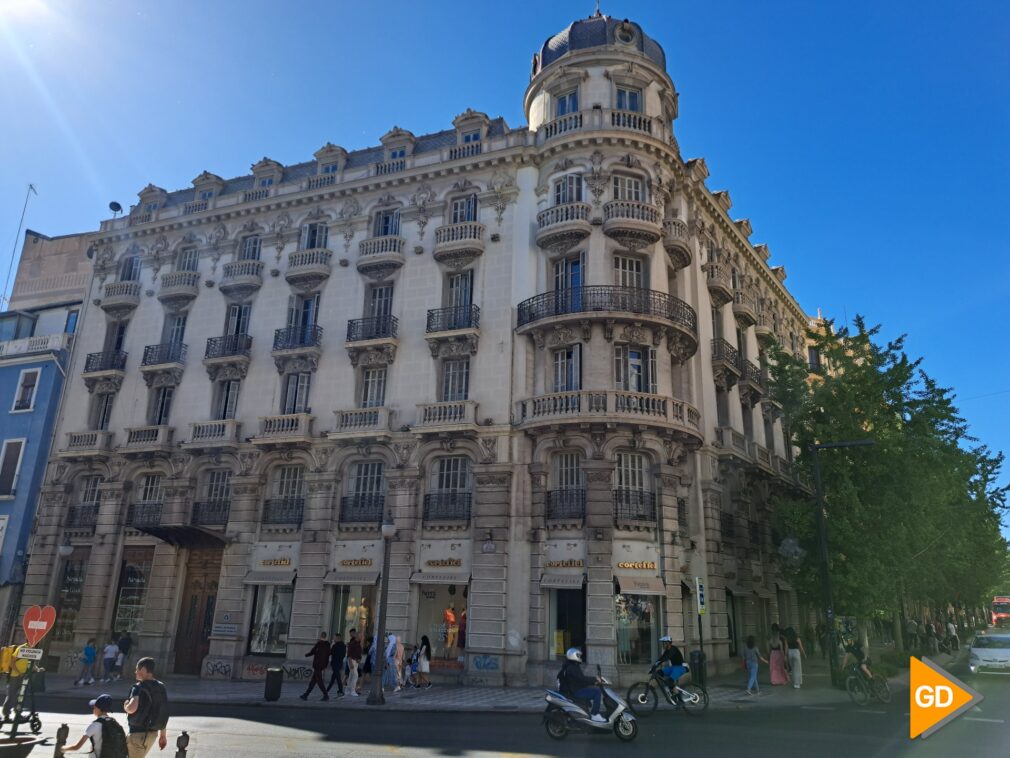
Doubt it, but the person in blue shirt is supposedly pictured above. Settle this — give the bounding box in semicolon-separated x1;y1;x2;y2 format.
75;639;97;686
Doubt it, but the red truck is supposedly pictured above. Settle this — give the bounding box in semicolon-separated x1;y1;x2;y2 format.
992;596;1010;627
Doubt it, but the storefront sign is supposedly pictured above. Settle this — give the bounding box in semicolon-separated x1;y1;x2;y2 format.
326;541;382;585
246;542;300;584
412;540;471;584
545;559;584;568
340;559;373;567
617;561;657;570
612;541;662;576
426;558;463;568
544;541;586;569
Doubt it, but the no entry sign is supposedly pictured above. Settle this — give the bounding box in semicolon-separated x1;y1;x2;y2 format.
21;605;56;647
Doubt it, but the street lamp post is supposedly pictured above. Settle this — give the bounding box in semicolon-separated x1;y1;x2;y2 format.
367;510;396;706
810;439;874;687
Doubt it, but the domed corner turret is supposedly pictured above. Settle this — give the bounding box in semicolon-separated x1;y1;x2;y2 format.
524;11;678;141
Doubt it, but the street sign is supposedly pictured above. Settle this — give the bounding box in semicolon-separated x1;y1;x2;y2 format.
695;577;706;615
21;605;56;647
15;648;42;661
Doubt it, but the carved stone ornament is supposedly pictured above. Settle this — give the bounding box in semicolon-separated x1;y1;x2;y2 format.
410;183;435;239
231;483;259;497
579;320;592;342
427;333;478;358
664;439;687;466
387;477;417;493
238;451;260;476
107;456;127;482
436;249;479;271
339;197;361;219
603;319;616;342
586;469;614;484
95;246;116;281
143;367;184;388
84;375;123;395
667;331;697;363
489;169;517;226
475;473;510;488
307;481;333;495
478;437;497;464
590;432;606;460
272;212;292;234
358;261;402;282
554;158;574;172
346;344;396;368
531;471;547;491
273;354;320;375
584;151;609;206
391;441;415;467
548;326;577;347
311;446;336;473
660;474;679;489
169;454;190;477
620;323;648;345
205;361;249;382
49;462;69;485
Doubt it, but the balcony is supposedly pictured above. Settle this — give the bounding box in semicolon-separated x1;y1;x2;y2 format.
737;359;766;405
307;174;337;190
0;332;72;359
423;492;472;523
448;142;482;160
610;110;653;135
345;316;397;342
219;260;264;300
662;219;691;270
183;420;243;450
191;500;231;527
425;305;480;357
82;350;127;393
286;248;332;293
414;400;478;431
183;200;208;215
716;427;751;461
433;222;486;268
602;201;662;250
121;425;174;454
65;504;99;531
613;489;657;523
516;285;698;360
157;271;200;311
357;235;405;280
545;489;585;522
140;342;186;387
754;310;775;346
329;407;394;440
749;441;774;474
262;497;305;526
253;413;314;445
541;112;583;141
126;501;163;529
204;334;252;381
710;338;742;390
99;281;141;318
272;326;322;373
242;188;270;203
339;494;385;524
536;203;592;253
515;390;702;443
732;289;758;327
375;158;406;175
702;261;733;307
60;430;114;458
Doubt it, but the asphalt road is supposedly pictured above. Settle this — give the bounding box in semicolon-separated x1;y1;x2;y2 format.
24;673;1006;757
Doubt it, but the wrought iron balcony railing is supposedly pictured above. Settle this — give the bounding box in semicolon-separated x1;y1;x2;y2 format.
191;500;231;526
711;338;740;366
273;325;323;351
423;492;472;522
426;304;480;332
346;316;398;342
66;504;99;529
205;334;252;359
516;286;696;332
262;497;305;525
84;350;127;373
339;494;385;523
142;342;187;366
545;488;586;521
612;489;657;522
127;501;162;528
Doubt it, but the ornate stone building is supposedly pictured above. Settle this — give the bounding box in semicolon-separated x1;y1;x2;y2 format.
21;12;812;684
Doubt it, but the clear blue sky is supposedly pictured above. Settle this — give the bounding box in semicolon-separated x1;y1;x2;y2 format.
2;0;1008;490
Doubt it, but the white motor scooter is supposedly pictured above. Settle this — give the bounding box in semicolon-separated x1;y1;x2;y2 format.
543;664;638;742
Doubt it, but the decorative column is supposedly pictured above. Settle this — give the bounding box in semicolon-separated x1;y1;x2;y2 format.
288;468;336;647
76;481;129;638
657;462;689;647
385;462;419;641
526;463;548;682
139;478;189;664
583;459;616;678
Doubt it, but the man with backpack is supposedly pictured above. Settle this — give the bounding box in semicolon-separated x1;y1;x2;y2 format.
122;658;168;757
60;694;128;758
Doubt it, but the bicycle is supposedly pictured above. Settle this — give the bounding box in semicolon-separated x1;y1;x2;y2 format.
626;663;709;717
845;663;891;705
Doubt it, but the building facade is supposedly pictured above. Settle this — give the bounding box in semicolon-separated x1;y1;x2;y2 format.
21;13;813;685
0;230;90;640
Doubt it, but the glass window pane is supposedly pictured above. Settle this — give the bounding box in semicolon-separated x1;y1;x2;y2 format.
248;584;293;655
616;593;659;664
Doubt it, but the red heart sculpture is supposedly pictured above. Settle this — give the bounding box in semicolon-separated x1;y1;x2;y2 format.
22;605;56;647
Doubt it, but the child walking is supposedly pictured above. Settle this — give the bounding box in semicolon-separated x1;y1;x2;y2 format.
75;639;97;686
744;635;768;695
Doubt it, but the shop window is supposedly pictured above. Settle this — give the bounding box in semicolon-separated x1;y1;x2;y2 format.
331;584;376;640
53;548;90;641
300;222;328;250
240;235;261;261
548;588;586;660
417;583;468;662
615;591;659;665
248;584;293;656
112;546;154;634
0;440;25;497
11;369;39;412
553;174;583;205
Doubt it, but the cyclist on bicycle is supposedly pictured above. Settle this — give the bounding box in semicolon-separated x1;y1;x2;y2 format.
656;636;687;687
840;635;872;680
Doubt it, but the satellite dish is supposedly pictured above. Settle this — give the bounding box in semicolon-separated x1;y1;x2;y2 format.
109;201;122;217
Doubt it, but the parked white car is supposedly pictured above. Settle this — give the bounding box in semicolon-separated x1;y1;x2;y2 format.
968;633;1010;674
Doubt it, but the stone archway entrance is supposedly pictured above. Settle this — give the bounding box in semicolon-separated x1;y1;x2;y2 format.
174;548;223;675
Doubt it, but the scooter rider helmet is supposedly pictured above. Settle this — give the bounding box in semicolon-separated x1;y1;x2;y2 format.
565;647;583;662
659;635;672;644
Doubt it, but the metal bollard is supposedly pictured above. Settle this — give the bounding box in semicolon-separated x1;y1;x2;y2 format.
175;730;190;758
52;723;69;757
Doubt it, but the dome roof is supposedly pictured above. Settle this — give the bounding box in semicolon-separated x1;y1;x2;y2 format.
534;13;666;76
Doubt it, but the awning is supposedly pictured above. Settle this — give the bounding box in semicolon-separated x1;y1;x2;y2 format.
244;569;297;585
615;574;665;596
133;524;227;549
726;585;753;597
323;570;379;586
540;573;585;590
410;571;470;586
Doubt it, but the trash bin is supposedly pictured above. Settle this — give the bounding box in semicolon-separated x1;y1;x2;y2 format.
689;649;706;688
264;667;283;702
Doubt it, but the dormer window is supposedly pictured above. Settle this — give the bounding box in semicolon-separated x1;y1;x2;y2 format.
556;89;578;117
144;202;158;213
258;177;274;188
450;194;478;224
199;190;214;201
389;147;406;160
321;163;339;175
553;174;583;205
616;87;642;113
462;131;480;145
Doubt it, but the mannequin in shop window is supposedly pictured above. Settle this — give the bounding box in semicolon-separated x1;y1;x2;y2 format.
443;603;458;657
459;607;467;649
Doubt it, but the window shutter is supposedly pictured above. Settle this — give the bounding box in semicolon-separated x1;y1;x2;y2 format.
614;345;626;390
0;441;24;496
223;380;240;419
648;348;658;394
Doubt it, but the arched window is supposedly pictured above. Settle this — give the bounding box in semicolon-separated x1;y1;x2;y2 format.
341;461;385;524
264;465;305;525
425;456;472;523
67;474;104;529
613;452;654;521
547;452;585;520
194;469;232;525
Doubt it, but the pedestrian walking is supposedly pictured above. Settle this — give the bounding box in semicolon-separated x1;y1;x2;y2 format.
382;634;398;692
783;625;805;689
123;657;169;758
300;632;332;701
905;618;919;652
925;620;938;655
768;623;789;685
115;632;133;682
394;635;405;691
946;619;959;651
60;693;128;757
326;632;346;697
346;629;362;697
359;636;374;693
101;638;119;683
743;636;768;695
415;635;432;689
75;638;97;686
1;643;30;722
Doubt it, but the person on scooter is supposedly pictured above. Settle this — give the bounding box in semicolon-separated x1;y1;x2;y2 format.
558;648;606;723
656;636;687;688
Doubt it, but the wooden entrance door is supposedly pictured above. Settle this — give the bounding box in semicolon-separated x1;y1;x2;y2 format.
174;548;222;675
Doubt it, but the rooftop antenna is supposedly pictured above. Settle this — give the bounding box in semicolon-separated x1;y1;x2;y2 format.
1;183;37;310
594;0;601;16
109;201;123;218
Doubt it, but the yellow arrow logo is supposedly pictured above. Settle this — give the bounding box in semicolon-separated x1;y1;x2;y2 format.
909;657;983;739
